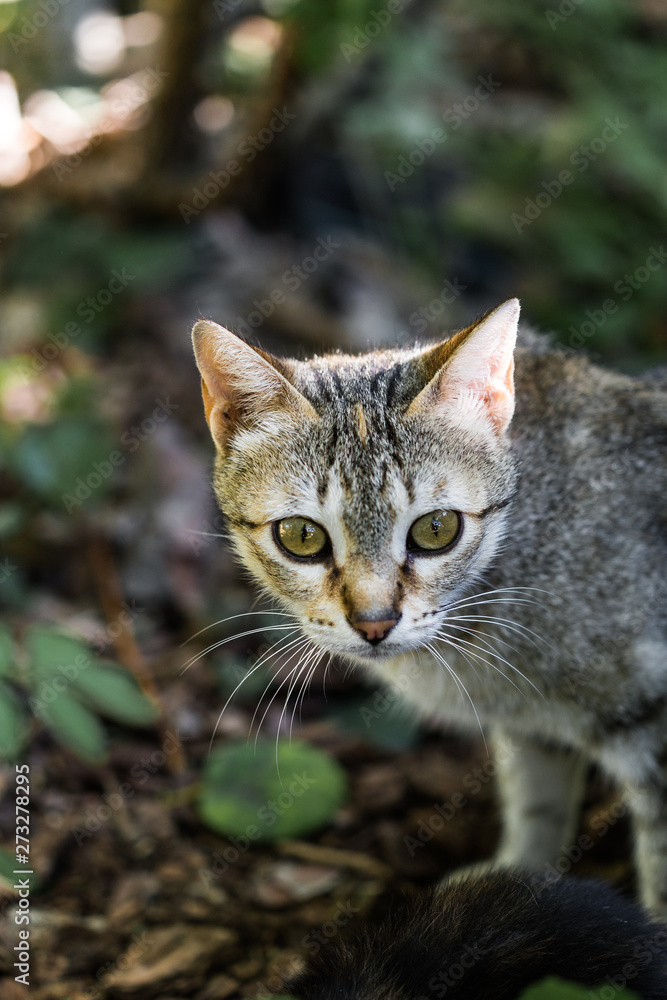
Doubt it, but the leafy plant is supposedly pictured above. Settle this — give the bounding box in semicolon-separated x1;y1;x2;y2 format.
0;622;158;764
197;738;348;841
518;976;639;999
0;845;40;893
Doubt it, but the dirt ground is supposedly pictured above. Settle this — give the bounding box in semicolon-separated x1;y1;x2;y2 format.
0;649;634;1000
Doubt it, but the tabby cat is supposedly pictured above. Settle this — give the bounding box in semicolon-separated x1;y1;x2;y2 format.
191;299;667;915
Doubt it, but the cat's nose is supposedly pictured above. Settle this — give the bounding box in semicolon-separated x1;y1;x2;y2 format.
350;614;399;645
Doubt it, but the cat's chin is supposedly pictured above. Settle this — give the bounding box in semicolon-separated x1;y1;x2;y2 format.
340;644;406;666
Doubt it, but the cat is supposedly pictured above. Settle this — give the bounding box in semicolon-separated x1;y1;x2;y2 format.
191;298;667;916
286;872;667;1000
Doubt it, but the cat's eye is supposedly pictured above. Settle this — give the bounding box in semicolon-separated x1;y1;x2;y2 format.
408;509;461;553
275;517;330;559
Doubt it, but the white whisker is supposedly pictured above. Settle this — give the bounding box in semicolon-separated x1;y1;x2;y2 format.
181;622;298;673
207;629;303;752
436;629;541;701
425;642;487;750
290;649;326;742
444;614;552;652
182;609;298;646
252;638;314;742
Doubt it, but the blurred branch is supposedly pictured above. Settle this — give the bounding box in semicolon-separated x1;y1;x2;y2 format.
137;0;211;184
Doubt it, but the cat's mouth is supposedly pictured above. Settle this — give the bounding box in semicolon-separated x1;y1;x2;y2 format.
309;632;417;664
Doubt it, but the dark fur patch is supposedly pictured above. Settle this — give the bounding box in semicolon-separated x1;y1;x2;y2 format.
287;873;667;1000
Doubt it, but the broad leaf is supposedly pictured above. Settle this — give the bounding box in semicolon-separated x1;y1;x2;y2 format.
518;977;640;999
0;624;14;678
39;692;107;764
10;417;116;506
72;664;158;727
0;683;27;759
198;739;348;842
25;625;91;681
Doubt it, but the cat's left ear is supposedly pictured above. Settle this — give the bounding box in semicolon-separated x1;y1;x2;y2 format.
407;298;519;435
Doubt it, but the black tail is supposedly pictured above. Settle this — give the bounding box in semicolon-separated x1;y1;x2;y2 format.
287;872;667;1000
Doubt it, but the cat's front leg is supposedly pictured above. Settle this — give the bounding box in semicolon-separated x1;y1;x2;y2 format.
492;728;588;869
628;781;667;917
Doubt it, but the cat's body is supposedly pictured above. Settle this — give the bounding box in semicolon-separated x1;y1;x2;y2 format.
191;300;667;915
287;872;667;1000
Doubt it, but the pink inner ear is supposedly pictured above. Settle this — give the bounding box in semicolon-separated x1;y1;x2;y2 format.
437;301;518;435
482;354;514;433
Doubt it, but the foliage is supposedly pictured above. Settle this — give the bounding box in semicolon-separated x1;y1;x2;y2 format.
0;845;40;893
518;978;638;999
337;0;667;367
197;738;348;841
0;623;158;763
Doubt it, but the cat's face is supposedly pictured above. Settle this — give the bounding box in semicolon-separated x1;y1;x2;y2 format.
192;300;519;666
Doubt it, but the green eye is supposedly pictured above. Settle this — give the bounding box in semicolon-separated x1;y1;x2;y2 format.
275;517;330;559
408;510;461;552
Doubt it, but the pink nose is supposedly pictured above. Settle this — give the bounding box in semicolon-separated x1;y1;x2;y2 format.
351;618;398;644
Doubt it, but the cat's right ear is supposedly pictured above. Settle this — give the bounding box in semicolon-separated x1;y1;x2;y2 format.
191;320;317;452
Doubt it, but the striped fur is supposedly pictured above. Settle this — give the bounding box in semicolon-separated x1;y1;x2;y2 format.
192;298;667;917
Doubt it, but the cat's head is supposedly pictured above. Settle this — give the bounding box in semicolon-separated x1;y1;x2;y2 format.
191;299;519;665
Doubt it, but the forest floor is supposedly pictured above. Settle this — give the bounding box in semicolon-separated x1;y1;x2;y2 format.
0;655;633;1000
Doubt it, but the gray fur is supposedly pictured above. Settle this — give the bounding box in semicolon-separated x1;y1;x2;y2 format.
192;307;667;915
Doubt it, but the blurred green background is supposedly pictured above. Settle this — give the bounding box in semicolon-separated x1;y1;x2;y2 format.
1;0;666;994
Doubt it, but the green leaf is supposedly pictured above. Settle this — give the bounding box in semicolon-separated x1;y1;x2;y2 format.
0;683;27;759
0;624;14;678
25;625;91;681
10;417;116;507
198;739;348;842
72;664;158;727
518;977;640;999
0;847;40;893
0;503;25;538
39;692;107;764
